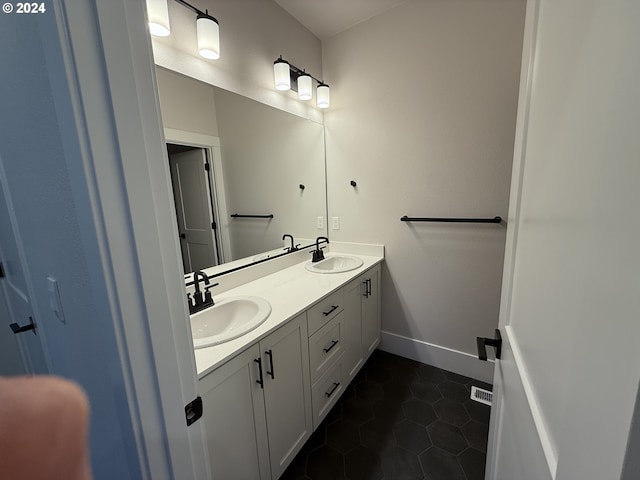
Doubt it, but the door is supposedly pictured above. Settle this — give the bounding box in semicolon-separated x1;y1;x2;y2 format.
0;175;48;375
261;314;312;479
169;147;219;272
486;0;640;479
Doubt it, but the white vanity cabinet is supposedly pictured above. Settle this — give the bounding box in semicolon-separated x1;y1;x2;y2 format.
199;314;312;480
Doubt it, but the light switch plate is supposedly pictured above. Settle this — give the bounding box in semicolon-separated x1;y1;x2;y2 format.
47;277;66;324
317;216;324;229
332;217;340;230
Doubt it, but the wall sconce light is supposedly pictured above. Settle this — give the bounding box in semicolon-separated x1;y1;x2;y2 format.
273;56;330;109
146;0;220;60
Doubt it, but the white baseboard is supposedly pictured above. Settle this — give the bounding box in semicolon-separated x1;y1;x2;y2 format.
379;331;495;384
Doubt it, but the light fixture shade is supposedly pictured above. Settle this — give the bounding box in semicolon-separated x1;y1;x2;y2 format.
147;0;170;37
197;13;220;59
297;74;313;100
274;58;291;91
317;83;330;109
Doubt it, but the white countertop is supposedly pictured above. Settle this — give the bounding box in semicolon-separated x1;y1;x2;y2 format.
194;247;384;378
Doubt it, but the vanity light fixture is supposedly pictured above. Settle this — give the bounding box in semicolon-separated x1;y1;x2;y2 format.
147;0;171;36
146;0;220;60
273;56;330;109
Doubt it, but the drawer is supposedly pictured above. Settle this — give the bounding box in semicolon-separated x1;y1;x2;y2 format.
309;312;344;384
311;359;344;430
307;289;345;336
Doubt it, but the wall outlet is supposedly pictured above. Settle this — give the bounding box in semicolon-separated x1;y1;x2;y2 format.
332;217;340;230
317;216;324;229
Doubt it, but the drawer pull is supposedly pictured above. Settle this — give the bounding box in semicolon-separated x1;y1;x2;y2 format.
254;358;264;389
325;382;340;398
323;340;339;353
265;349;275;379
322;305;339;316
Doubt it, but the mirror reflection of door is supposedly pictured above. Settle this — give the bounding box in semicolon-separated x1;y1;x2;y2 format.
167;143;221;273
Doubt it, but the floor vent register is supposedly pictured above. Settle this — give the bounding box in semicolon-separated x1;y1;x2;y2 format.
471;386;493;406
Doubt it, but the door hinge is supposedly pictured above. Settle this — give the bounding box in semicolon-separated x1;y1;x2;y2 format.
0;262;4;278
204;162;210;171
185;396;203;426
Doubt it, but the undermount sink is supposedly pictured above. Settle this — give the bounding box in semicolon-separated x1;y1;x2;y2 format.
305;254;364;274
191;296;271;349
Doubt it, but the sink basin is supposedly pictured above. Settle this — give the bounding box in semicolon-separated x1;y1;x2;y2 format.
191;296;271;349
305;255;364;274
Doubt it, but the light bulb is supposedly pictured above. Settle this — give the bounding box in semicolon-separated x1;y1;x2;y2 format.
147;0;170;37
197;13;220;60
274;58;291;91
317;83;330;109
297;74;313;101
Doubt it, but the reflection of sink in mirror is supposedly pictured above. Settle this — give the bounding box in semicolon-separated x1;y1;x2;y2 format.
305;255;364;274
253;248;287;262
191;296;271;349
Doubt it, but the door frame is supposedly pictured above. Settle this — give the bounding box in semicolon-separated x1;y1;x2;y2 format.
165;129;232;265
46;1;210;478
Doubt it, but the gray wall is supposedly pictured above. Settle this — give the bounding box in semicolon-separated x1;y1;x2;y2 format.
323;0;526;358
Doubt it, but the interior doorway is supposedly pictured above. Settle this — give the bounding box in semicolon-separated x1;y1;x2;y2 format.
167;143;222;273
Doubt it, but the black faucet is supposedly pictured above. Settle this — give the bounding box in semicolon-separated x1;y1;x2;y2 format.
282;234;299;253
188;271;219;314
311;236;329;262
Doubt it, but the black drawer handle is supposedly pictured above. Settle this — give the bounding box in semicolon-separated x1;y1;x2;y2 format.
322;305;339;316
323;340;339;354
325;382;340;398
265;349;275;379
254;357;264;388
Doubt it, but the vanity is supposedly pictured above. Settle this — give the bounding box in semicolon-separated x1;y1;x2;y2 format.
191;243;383;480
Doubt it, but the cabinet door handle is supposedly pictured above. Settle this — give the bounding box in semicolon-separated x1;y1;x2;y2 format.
323;340;339;354
322;305;339;316
325;382;340;398
254;357;264;388
265;349;275;379
362;280;368;297
368;278;372;297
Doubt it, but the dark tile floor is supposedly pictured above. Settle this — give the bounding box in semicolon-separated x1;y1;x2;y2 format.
281;350;493;480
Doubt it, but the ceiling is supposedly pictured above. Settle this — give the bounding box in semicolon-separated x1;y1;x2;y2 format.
274;0;411;40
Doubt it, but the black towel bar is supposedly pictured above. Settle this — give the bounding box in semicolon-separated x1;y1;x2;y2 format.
401;216;502;224
230;214;274;219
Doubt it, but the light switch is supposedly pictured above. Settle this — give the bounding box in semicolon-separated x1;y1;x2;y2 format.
317;216;324;229
47;277;66;324
332;217;340;230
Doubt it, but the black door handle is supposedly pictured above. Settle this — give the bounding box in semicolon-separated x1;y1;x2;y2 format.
179;233;186;239
477;329;502;361
9;317;36;335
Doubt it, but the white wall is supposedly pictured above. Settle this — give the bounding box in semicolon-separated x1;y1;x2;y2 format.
156;67;219;136
151;0;324;122
323;0;526;375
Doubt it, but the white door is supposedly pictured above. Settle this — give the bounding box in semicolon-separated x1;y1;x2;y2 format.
169;148;219;272
0;175;48;375
486;0;640;479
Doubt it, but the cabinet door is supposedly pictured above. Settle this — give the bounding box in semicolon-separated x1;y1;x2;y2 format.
343;278;364;383
261;314;312;479
362;264;381;359
199;344;271;480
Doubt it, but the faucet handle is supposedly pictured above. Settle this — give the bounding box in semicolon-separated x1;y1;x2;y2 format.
204;282;219;303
